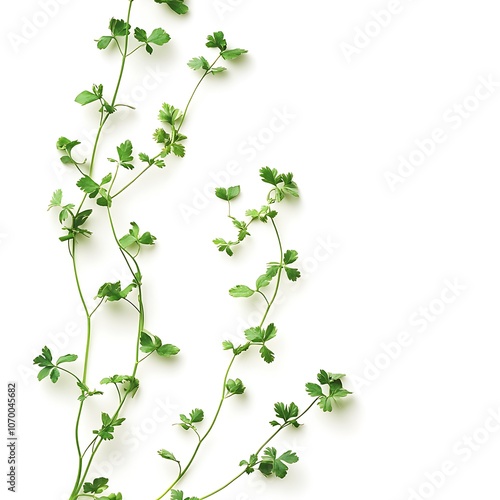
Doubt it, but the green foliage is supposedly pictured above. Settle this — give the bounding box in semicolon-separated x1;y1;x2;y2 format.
158;449;179;463
170;490;199;500
93;412;126;441
306;371;352;412
140;331;180;359
154;0;189;15
33;346;78;384
258;447;299;479
83;477;109;494
96;281;136;302
119;222;157;249
225;378;246;397
176;408;204;432
134;27;171;54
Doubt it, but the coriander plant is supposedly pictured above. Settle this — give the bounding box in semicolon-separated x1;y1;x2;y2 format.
34;2;351;499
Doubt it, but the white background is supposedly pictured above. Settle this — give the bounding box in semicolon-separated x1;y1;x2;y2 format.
2;0;500;499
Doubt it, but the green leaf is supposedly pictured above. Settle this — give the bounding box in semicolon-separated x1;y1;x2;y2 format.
215;185;240;201
225;378;246;396
213;238;235;256
83;477;109;494
109;18;130;37
260;167;281;186
75;90;100;106
282;173;299;197
171;491;184;500
157;344;180;358
117;140;134;168
138;232;157;245
119;234;136;248
258;448;299;479
221;48;248;60
154;0;189;15
305;383;323;397
190;408;204;423
210;66;227;74
140;331;162;353
222;340;234;351
50;368;60;384
229;285;254;298
76;175;100;195
37;366;52;381
96;281;136;302
274;402;299;423
206;31;227;51
97;36;113;50
48;189;63;209
159;103;183;125
283;250;298;265
158;449;178;462
259;345;275;364
172;143;186;157
188;56;209;71
134;27;148;43
148;28;171;45
56;354;78;365
284;267;301;282
263;323;277;342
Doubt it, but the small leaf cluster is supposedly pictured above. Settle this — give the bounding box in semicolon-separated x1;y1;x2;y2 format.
269;402;300;428
93;412;126;441
258;447;299;479
119;222;157;251
154;0;189;15
33;346;78;384
97;17;171;55
83;477;122;500
100;375;140;398
188;31;247;76
306;371;352;412
213;166;299;257
140;330;180;358
170;490;199;500
48;190;92;241
176;408;204;432
240;447;299;480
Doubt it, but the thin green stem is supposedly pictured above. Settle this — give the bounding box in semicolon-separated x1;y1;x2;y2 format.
199;471;246;499
198;397;320;500
156;218;285;499
260;218;283;328
177;55;221;133
112;54;222;199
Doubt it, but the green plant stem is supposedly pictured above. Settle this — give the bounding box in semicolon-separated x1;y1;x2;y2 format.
198;398;320;500
111;54;222;199
67;3;135;499
155;218;285;500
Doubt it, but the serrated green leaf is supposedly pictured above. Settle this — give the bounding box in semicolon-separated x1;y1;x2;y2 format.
188;56;209;71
